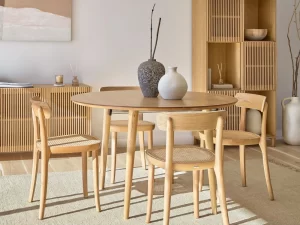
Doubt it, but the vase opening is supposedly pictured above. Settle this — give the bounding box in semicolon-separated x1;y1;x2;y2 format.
168;66;178;72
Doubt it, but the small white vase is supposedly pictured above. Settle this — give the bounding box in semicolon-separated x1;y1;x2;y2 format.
246;109;262;135
158;67;188;100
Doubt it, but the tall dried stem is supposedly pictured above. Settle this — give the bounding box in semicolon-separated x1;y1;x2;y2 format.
288;0;300;97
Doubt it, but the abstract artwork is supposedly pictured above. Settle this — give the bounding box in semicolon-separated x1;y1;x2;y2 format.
0;0;72;41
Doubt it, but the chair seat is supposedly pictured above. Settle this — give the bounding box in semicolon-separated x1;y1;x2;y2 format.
110;120;155;132
37;135;101;154
198;130;260;146
146;145;215;171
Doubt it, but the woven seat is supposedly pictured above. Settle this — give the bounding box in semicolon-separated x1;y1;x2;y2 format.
146;145;215;171
110;120;155;132
198;130;260;146
37;135;100;154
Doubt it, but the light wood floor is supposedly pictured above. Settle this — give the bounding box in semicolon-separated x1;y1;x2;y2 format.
0;140;300;176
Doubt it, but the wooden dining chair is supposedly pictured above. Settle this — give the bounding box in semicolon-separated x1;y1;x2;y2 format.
146;111;229;225
198;93;274;200
28;97;101;220
100;86;155;184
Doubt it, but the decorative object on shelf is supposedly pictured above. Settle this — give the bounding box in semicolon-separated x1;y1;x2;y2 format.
217;63;224;84
72;76;79;87
0;0;72;41
246;109;262;135
208;68;212;90
70;64;79;86
282;1;300;145
54;75;64;87
282;97;300;145
158;67;188;100
245;29;268;41
0;82;33;88
211;84;233;89
138;4;165;98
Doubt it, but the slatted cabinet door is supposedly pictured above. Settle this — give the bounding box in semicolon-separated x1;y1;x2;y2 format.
242;42;276;91
209;89;245;130
0;88;42;152
46;86;91;137
208;0;243;42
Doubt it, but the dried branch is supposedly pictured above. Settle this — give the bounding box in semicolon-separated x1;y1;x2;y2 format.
152;17;161;60
288;0;300;96
150;4;156;60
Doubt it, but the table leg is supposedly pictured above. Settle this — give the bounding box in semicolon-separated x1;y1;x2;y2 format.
124;110;139;219
100;109;112;190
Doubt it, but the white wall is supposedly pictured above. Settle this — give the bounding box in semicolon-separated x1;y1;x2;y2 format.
0;0;193;146
0;0;294;145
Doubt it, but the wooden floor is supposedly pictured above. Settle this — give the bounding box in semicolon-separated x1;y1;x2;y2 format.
1;140;300;176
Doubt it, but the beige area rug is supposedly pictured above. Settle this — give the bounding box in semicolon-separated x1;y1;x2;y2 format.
0;159;299;225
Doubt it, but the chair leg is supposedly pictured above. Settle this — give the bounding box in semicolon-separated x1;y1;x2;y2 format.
111;132;117;184
208;168;217;215
215;166;229;225
148;130;153;150
239;145;246;187
193;170;200;219
92;149;101;212
139;131;147;170
199;170;204;192
28;150;40;203
82;152;88;198
146;163;155;223
199;139;205;191
259;140;275;200
39;153;49;220
163;167;173;225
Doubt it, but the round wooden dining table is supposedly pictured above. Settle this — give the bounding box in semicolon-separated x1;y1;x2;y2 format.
71;90;237;220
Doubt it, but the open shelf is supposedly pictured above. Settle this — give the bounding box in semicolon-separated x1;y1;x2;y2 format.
244;0;276;41
208;43;241;90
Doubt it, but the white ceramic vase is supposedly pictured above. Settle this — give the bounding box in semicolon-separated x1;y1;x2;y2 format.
158;67;188;100
246;109;262;135
282;97;300;145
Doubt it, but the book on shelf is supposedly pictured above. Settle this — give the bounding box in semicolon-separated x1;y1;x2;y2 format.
211;84;233;89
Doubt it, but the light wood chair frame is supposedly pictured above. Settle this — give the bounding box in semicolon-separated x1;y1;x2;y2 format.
146;111;230;225
100;86;154;184
28;97;101;219
199;93;274;200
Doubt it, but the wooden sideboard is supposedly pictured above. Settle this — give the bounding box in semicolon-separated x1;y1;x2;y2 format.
0;84;91;153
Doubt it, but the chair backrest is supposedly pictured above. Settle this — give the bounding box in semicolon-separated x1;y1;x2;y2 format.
157;111;227;132
99;86;143;118
100;86;140;92
157;111;227;167
30;96;51;153
234;93;268;136
235;93;266;112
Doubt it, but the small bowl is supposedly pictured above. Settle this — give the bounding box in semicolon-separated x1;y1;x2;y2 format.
245;29;268;41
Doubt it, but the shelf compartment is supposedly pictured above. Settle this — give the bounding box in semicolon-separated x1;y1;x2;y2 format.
209;89;245;130
208;43;241;90
208;0;243;42
244;0;276;41
242;41;276;91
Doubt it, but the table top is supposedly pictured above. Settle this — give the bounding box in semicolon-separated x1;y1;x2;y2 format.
71;90;237;111
72;90;237;111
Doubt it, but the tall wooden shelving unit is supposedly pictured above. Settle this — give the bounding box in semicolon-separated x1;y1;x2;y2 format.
192;0;277;146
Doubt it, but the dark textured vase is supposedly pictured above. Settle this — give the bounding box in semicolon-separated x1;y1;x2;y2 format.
138;59;165;98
